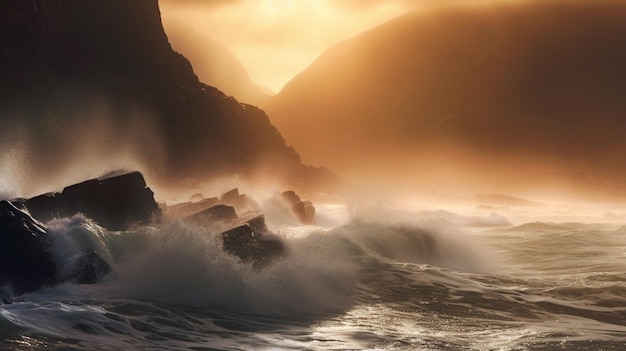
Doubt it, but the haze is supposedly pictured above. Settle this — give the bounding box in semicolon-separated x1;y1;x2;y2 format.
158;0;434;93
162;0;626;205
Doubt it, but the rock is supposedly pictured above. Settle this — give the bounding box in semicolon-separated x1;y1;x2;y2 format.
0;171;158;298
60;172;161;230
163;197;219;219
187;204;238;226
220;188;241;204
22;192;63;221
237;212;268;233
0;200;56;295
220;188;260;213
20;171;160;230
167;189;284;267
66;251;112;285
281;191;316;224
220;224;284;269
0;200;114;298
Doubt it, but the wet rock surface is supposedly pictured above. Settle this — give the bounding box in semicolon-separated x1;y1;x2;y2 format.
1;171;317;300
0;172;158;299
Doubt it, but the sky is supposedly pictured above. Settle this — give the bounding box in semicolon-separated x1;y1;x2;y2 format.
158;0;435;93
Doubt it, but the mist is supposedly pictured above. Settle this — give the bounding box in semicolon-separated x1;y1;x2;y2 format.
266;0;626;204
0;1;315;201
158;0;424;93
3;0;626;208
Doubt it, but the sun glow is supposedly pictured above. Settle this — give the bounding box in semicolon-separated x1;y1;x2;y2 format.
159;0;413;93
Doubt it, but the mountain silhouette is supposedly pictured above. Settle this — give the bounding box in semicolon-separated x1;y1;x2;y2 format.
162;18;271;107
267;0;626;195
0;0;330;194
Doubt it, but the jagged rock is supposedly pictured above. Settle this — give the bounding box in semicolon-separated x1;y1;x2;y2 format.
61;172;160;230
281;190;316;224
66;251;112;285
22;192;63;220
0;200;56;295
237;212;268;233
164;197;219;219
187;204;238;226
0;171;158;299
220;188;241;204
220;224;284;269
0;200;113;299
19;171;160;230
220;188;260;213
167;189;284;267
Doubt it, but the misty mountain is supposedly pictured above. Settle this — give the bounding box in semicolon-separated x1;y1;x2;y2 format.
162;19;272;107
267;0;626;193
0;0;329;194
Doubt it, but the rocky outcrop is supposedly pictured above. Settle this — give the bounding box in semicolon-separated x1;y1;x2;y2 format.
0;201;56;296
188;204;238;227
219;188;260;214
0;171;306;299
221;224;284;269
280;191;316;225
162;188;295;267
0;171;160;299
0;201;112;299
1;171;299;298
185;203;284;268
164;197;219;220
14;171;160;231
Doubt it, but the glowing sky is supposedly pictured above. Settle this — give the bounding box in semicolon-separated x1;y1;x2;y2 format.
158;0;433;93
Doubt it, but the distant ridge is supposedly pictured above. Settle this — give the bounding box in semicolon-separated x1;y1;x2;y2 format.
267;0;626;196
162;19;271;107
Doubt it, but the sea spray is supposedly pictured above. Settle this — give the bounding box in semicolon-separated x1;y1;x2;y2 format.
77;219;358;316
46;215;114;281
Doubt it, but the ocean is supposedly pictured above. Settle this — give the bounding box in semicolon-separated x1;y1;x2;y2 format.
1;200;625;350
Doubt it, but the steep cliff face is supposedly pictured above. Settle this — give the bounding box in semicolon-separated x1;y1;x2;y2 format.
0;0;321;192
2;0;194;95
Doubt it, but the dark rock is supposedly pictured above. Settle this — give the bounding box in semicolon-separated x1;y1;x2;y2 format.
187;204;238;226
0;200;114;298
0;200;56;295
220;188;260;213
220;224;284;269
23;192;63;221
164;197;219;219
220;188;241;204
0;171;159;298
1;290;11;304
21;171;160;230
66;251;112;285
237;212;269;233
281;191;316;224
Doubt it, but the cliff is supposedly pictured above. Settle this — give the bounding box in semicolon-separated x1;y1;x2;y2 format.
0;0;328;193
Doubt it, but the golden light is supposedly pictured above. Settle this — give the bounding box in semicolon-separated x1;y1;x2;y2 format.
159;0;414;93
